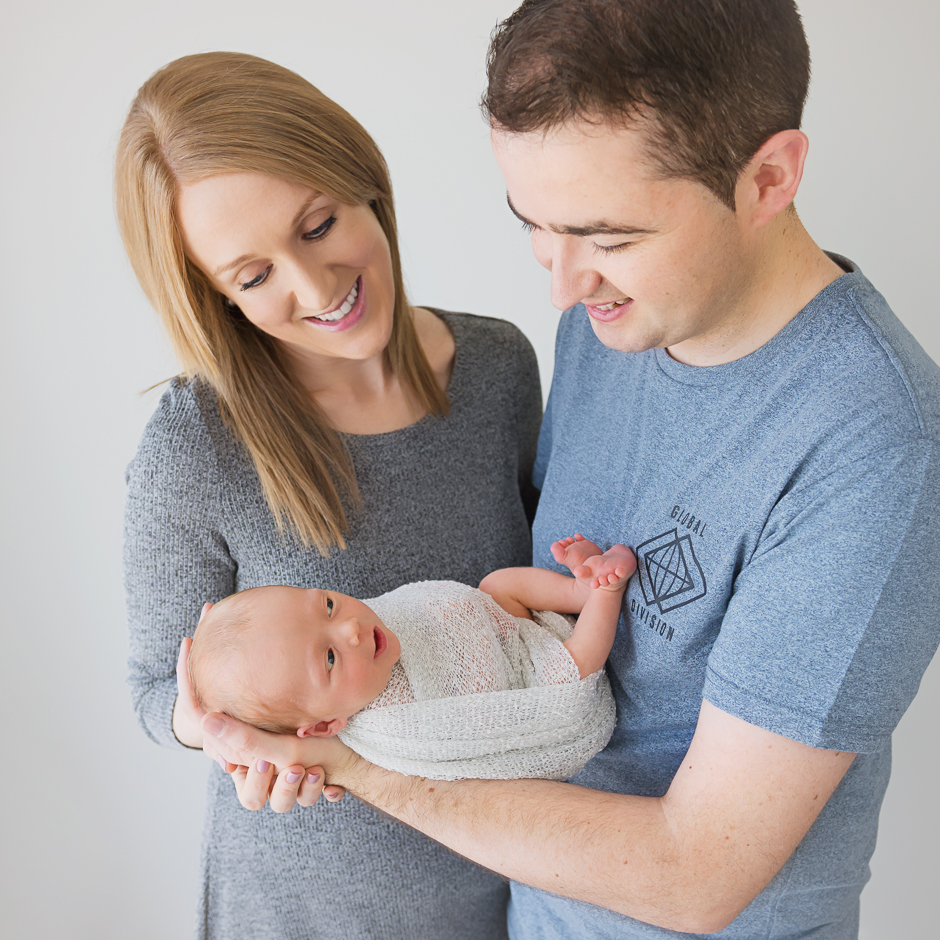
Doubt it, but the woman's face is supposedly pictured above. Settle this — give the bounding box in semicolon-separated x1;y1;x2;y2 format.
176;172;396;375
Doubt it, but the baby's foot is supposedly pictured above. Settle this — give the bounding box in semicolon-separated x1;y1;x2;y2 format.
551;533;603;577
578;545;637;591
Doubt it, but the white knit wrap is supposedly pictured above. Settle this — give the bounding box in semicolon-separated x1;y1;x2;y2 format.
339;581;616;781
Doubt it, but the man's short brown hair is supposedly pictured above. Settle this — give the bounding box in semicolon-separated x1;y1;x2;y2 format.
483;0;811;209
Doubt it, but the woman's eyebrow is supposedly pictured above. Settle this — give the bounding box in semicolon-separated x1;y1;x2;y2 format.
215;253;254;277
505;192;655;238
290;192;323;230
213;193;325;276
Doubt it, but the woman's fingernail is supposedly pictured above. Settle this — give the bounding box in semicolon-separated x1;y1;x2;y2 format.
286;771;302;784
203;715;226;736
256;760;271;774
307;772;320;784
216;755;227;771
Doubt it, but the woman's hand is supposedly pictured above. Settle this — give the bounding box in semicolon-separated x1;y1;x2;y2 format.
176;626;251;781
173;634;208;748
178;621;347;812
201;712;354;812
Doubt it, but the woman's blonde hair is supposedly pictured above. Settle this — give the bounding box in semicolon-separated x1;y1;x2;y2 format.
115;52;448;553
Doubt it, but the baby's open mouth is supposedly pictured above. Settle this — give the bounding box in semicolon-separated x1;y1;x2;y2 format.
373;626;387;658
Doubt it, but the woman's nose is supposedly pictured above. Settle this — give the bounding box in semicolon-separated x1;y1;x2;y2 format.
284;254;338;314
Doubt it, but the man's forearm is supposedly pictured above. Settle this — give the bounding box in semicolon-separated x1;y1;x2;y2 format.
338;761;715;932
205;695;851;933
333;701;855;935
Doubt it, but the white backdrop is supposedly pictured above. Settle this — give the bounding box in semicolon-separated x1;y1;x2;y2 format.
2;2;937;937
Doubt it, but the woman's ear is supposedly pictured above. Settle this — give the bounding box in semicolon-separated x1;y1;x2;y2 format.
297;717;348;738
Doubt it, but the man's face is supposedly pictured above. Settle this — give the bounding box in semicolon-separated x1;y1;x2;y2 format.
492;120;756;365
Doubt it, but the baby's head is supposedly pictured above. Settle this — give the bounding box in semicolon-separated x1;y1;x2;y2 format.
188;585;400;737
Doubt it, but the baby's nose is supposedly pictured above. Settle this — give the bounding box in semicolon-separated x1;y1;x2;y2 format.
342;619;361;646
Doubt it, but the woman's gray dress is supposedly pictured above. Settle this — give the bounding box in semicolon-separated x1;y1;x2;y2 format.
124;311;541;940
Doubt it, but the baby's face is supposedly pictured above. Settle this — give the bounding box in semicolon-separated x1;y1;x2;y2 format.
234;586;400;735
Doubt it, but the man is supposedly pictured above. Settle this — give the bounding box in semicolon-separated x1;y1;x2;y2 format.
204;2;940;936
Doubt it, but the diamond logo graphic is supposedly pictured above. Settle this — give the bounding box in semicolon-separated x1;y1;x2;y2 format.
636;528;707;614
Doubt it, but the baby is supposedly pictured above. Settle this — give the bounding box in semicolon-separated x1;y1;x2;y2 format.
188;535;636;753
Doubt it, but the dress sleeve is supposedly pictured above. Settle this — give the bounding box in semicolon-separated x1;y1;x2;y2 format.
514;331;543;525
704;439;940;753
123;383;236;750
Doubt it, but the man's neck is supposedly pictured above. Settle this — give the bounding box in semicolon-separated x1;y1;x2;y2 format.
667;212;845;368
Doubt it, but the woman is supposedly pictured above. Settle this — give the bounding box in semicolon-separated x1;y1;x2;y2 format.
118;52;541;939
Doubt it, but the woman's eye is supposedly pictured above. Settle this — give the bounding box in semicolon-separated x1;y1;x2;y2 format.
327;649;335;671
239;265;272;291
326;597;334;615
302;215;337;241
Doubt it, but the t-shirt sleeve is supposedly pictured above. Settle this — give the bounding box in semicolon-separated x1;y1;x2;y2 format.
704;439;940;753
534;309;574;493
532;388;553;494
123;383;237;750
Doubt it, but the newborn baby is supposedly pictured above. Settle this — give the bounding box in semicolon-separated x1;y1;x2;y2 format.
188;535;636;779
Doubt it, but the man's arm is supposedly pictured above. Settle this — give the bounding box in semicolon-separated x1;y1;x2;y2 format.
332;700;855;933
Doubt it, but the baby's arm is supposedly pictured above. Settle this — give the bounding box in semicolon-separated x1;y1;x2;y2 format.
478;565;587;619
479;535;636;678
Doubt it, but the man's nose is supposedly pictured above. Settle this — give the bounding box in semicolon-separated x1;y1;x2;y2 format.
535;233;603;311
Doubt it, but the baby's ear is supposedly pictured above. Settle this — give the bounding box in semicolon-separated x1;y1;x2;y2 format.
297;717;347;738
198;601;214;623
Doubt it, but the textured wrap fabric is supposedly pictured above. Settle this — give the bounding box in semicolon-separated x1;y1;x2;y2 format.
340;581;616;780
124;311;541;940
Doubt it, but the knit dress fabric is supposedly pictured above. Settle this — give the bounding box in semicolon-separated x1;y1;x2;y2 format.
124;311;541;940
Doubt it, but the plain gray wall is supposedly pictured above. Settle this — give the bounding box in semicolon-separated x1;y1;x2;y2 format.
2;2;937;937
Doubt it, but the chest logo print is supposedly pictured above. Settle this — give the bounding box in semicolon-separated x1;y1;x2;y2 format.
636;528;707;614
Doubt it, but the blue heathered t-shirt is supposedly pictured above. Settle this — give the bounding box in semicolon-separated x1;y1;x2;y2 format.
510;258;940;940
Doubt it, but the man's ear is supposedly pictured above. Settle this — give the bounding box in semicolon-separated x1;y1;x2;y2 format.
736;129;809;229
296;717;348;738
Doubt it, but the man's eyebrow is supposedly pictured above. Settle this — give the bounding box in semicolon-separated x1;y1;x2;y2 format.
213;192;324;277
505;193;655;238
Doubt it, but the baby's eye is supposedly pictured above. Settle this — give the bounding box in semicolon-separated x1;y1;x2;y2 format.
327;649;335;671
326;597;334;615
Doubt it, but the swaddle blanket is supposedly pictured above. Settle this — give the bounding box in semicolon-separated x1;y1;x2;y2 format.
339;581;616;781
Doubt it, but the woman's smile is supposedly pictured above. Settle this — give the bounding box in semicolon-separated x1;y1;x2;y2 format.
303;275;365;331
